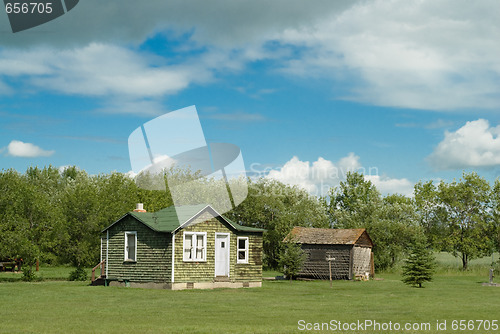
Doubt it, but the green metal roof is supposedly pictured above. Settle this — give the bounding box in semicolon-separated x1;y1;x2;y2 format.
103;204;265;234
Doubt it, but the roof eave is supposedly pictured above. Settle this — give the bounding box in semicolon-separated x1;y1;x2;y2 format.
172;204;212;234
101;212;174;234
101;212;130;233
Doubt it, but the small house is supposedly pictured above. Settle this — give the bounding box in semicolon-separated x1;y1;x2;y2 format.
285;227;374;280
97;204;264;289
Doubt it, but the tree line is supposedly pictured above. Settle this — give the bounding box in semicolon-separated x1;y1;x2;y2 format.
0;166;499;274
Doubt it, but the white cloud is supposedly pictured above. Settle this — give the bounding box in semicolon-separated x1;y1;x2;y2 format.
267;156;317;193
364;175;414;197
0;0;356;48
337;152;362;173
0;44;206;98
0;43;270;115
266;153;411;196
1;0;498;112
0;43;221;115
6;140;55;158
125;170;137;179
428;119;500;170
278;0;500;110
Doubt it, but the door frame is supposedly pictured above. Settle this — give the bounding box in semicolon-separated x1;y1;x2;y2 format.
214;233;230;277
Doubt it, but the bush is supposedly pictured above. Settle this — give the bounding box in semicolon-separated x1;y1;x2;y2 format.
68;267;88;281
22;267;37;282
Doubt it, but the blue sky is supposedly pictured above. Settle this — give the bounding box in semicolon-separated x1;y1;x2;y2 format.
1;0;500;197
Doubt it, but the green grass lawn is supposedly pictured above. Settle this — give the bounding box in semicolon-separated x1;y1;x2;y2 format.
435;252;499;267
0;265;94;282
1;271;499;333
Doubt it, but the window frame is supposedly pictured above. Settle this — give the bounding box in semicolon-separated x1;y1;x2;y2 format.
124;231;137;262
183;232;207;262
237;237;249;264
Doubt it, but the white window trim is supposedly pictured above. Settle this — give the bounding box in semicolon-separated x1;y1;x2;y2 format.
124;231;137;262
183;232;207;262
237;237;249;264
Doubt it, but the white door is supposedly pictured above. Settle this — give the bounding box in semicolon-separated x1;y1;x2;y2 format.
215;234;229;277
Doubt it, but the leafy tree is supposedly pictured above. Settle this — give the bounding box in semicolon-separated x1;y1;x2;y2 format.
95;172;140;228
414;180;448;249
326;172;423;271
490;179;500;254
226;178;328;269
0;168;64;277
278;239;306;282
437;172;494;270
402;239;435;288
60;169;101;268
373;194;424;270
327;171;381;228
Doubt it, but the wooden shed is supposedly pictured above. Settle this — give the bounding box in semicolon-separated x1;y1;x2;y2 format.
285;227;374;280
95;204;264;289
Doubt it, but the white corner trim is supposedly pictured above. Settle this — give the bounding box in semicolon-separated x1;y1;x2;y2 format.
106;230;109;277
171;232;175;283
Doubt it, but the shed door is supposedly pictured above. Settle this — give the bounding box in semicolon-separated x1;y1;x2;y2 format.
215;234;230;277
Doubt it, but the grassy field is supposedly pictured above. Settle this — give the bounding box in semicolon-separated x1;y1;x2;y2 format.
1;268;499;333
0;265;94;282
435;252;498;267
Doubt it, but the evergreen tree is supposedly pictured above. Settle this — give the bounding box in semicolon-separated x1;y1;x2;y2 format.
402;240;435;288
278;240;306;282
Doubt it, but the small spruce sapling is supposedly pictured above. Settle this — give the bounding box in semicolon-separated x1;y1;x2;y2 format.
402;239;435;288
279;239;306;283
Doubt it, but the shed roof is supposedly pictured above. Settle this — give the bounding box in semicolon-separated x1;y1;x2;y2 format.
102;204;264;234
285;226;372;246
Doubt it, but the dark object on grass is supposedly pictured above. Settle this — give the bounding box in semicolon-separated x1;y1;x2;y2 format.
0;258;23;272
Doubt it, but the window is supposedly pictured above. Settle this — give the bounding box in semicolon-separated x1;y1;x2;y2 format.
183;232;206;261
124;231;137;262
237;237;249;264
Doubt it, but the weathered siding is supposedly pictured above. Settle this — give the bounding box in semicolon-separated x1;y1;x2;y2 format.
174;212;262;283
234;232;263;281
106;216;172;282
355;231;373;248
352;246;371;276
299;244;352;280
